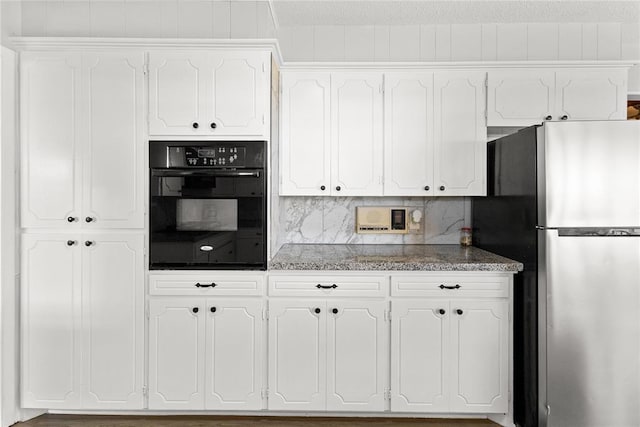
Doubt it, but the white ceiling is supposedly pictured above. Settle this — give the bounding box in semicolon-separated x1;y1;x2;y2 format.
270;1;640;25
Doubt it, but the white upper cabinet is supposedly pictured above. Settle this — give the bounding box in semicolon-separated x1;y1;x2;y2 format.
280;72;331;196
434;71;487;196
487;68;627;126
21;52;145;229
384;73;435;196
331;73;384;196
148;51;270;138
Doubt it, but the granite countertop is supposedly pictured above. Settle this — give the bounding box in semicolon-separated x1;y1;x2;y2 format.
269;244;523;272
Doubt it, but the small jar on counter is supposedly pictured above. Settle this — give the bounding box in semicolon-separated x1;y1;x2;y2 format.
460;227;472;246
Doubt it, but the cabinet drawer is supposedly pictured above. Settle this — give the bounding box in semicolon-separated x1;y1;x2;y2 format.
149;272;265;296
391;274;509;298
268;274;387;297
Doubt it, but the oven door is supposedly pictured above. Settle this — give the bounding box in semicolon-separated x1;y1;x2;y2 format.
150;169;265;270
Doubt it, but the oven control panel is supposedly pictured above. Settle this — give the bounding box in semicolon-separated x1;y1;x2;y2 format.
151;141;265;169
183;146;246;167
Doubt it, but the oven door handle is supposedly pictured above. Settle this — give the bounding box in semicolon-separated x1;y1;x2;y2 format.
152;169;261;178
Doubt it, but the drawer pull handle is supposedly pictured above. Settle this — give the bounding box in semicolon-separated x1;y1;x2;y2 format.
316;284;338;289
439;284;461;290
195;282;217;288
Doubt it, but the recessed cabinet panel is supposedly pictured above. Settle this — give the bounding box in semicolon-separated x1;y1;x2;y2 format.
280;73;331;195
487;70;554;126
21;54;81;227
384;73;434;196
21;234;82;408
391;300;449;413
556;70;627;121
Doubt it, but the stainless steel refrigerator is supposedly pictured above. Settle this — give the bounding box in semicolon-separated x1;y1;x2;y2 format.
473;120;640;427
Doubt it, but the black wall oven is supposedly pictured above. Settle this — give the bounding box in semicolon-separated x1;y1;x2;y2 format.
149;141;266;270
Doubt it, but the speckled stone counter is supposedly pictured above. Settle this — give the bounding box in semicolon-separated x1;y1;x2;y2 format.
269;244;523;272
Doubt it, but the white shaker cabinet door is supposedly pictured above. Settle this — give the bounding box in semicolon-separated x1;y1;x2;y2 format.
21;234;82;409
205;298;264;410
148;52;208;135
391;300;449;413
83;53;145;229
383;73;434;196
149;298;206;409
280;72;331;196
434;71;487;196
555;69;627;121
326;300;387;412
81;234;144;409
210;51;269;136
268;300;326;411
20;53;82;228
331;73;383;196
450;300;508;413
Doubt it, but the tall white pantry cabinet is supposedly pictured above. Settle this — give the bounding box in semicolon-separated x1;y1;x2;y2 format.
20;51;145;409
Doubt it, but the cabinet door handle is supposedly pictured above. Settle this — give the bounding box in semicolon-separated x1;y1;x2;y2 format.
192;122;199;129
560;115;568;120
438;308;446;315
456;309;464;315
85;216;95;223
335;186;341;191
66;240;77;246
320;185;326;191
210;122;217;129
424;185;430;191
439;284;461;290
192;307;199;314
545;115;552;121
316;284;338;289
67;216;78;223
332;308;338;314
210;307;217;313
195;282;217;288
84;241;94;247
314;308;321;314
439;185;445;191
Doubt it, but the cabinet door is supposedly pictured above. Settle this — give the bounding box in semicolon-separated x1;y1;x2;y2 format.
149;298;206;409
434;71;487;196
331;73;383;196
450;300;508;413
326;300;387;411
20;53;82;228
81;234;144;409
268;300;326;410
384;73;434;196
83;53;145;228
148;52;208;135
280;72;331;196
390;300;449;413
487;70;555;126
555;69;627;121
205;298;264;410
210;51;269;137
21;234;82;408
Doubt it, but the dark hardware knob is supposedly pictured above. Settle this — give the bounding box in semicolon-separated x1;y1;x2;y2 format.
545;115;552;121
560;115;568;120
85;217;94;223
84;241;94;247
314;308;321;314
320;185;326;191
210;307;217;313
456;309;463;315
195;282;217;288
332;308;338;314
335;186;341;191
439;186;445;191
316;284;338;289
438;309;446;315
439;284;461;290
192;122;199;129
67;216;77;222
192;307;199;313
66;240;76;246
210;122;217;129
424;186;430;191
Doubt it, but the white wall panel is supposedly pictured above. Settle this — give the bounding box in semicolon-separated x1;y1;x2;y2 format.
374;26;390;61
420;25;436;61
257;1;277;39
212;1;231;39
582;23;598;60
21;1;46;37
345;26;375;62
451;24;482;61
435;25;451;61
177;1;213;39
90;1;126;38
496;24;527;60
231;1;258;39
558;24;582;60
125;1;162;38
481;24;497;61
159;0;178;38
390;25;420;61
315;25;345;61
46;1;91;37
597;23;621;60
528;24;558;60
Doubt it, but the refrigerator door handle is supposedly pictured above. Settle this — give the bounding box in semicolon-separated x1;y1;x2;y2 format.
557;227;640;237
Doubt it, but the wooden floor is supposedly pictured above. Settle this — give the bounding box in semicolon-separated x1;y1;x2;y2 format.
16;415;499;427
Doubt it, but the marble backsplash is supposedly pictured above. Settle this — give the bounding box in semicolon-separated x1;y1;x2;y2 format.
276;196;470;248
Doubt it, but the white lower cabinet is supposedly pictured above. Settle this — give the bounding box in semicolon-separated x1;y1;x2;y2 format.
21;233;144;409
268;299;387;411
149;297;264;410
391;298;509;414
